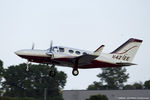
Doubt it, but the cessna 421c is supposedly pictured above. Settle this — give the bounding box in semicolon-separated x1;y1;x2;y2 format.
15;38;142;77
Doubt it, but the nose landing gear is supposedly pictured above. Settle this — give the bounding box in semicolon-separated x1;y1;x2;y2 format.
26;61;30;71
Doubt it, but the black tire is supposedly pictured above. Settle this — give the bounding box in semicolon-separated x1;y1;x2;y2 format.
49;70;56;77
72;69;79;76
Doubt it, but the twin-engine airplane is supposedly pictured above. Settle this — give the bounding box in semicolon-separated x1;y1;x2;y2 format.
15;38;142;77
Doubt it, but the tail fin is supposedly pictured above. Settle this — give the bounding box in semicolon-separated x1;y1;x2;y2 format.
93;45;105;56
111;38;143;63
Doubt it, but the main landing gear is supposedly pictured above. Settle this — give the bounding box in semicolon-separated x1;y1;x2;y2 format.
72;58;79;76
49;64;56;77
25;61;80;77
72;69;79;76
48;64;79;77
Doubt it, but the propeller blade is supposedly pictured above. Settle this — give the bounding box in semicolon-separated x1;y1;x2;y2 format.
32;43;35;50
46;40;54;59
49;40;53;52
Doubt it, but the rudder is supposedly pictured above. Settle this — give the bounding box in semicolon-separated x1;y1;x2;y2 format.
111;38;143;63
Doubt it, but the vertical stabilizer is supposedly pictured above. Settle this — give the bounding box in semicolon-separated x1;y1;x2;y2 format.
111;38;143;63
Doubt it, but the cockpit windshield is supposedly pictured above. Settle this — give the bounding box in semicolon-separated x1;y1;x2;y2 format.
47;46;64;52
53;46;58;52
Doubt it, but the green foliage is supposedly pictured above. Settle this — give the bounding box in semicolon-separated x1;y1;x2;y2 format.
97;67;129;89
0;60;4;95
87;81;106;90
144;80;150;89
123;84;136;90
132;82;143;89
0;96;64;100
0;60;4;80
0;97;37;100
87;82;100;90
124;82;143;90
47;96;64;100
2;63;67;99
86;94;108;100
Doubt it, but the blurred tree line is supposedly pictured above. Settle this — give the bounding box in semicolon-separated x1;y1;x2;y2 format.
87;67;150;90
0;59;67;100
1;59;150;100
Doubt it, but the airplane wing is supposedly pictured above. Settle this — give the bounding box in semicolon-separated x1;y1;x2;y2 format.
76;54;98;66
72;45;105;66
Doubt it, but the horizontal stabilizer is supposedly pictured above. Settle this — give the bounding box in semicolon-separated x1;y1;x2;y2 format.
116;62;137;66
93;45;105;56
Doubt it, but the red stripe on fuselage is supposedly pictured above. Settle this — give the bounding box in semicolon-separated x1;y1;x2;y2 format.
19;55;117;68
18;55;51;63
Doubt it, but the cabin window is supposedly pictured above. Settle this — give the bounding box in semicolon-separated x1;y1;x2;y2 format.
69;50;74;54
83;52;87;55
75;51;80;55
59;48;64;52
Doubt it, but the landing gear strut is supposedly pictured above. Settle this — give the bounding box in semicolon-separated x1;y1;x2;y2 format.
49;64;56;77
26;61;29;71
72;59;79;76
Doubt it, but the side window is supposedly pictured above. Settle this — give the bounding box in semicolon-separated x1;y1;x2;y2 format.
69;50;74;54
75;51;80;55
83;52;87;55
59;48;64;52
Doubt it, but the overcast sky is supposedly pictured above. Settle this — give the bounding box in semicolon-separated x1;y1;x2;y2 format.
0;0;150;90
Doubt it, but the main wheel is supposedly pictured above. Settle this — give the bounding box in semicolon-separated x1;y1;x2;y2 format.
72;69;79;76
49;70;56;77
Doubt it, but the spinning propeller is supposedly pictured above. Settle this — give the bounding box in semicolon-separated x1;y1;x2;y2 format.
46;41;54;59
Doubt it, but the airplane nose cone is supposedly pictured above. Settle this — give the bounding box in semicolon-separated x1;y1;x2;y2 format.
15;50;23;56
15;51;20;55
